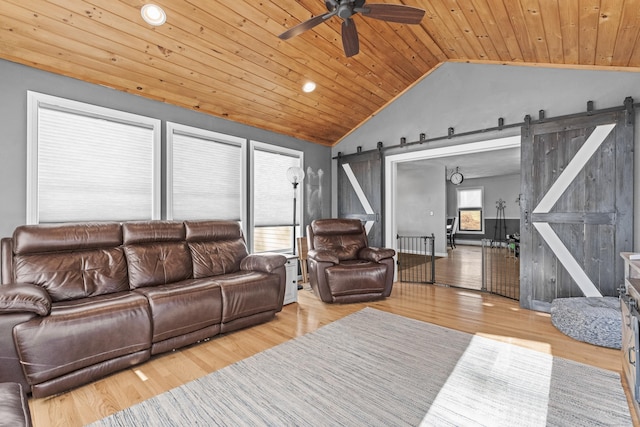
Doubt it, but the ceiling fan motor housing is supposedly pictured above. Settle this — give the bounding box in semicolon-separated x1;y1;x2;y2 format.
337;2;355;20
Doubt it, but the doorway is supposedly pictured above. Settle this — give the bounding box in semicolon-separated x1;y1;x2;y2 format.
384;134;521;295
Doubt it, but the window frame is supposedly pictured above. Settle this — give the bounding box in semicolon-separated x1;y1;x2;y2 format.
26;91;161;224
165;122;247;223
456;186;484;234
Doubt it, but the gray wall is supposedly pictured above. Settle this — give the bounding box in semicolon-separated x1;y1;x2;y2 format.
396;163;447;255
447;174;521;244
446;173;521;219
333;62;640;249
396;168;520;252
0;59;332;239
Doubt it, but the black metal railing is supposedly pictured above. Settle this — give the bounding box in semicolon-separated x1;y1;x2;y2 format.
481;239;520;300
396;234;436;284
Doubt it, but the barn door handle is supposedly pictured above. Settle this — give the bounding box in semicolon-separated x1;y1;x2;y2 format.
524;210;529;226
629;347;636;366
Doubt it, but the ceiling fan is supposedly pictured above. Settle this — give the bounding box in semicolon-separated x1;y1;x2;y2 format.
278;0;426;57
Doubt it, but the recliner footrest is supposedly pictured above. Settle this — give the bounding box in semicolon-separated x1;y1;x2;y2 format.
326;262;387;296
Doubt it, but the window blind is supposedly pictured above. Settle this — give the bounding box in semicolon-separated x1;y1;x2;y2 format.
457;188;483;208
253;148;301;227
170;131;242;220
36;106;156;222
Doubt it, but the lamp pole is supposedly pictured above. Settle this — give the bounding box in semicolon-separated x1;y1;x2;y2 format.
287;166;305;291
291;180;299;256
286;166;305;256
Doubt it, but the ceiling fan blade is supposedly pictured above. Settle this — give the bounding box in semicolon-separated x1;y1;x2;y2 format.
341;18;359;57
359;4;426;24
279;12;335;40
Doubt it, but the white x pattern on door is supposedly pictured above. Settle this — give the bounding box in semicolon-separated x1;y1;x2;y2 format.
531;123;616;297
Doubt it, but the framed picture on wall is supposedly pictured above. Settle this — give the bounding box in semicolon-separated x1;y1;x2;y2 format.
458;208;483;232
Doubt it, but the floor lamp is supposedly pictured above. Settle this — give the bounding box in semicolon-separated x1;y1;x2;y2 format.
286;166;305;290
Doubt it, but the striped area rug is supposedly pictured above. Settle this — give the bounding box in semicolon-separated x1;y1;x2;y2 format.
91;308;631;426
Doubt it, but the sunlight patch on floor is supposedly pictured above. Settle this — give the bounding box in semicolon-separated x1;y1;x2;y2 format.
134;369;149;382
456;291;482;299
421;334;552;426
477;333;553;354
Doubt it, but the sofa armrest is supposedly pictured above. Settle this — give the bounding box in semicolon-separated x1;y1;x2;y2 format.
240;253;287;273
307;249;339;265
359;247;396;262
0;284;51;316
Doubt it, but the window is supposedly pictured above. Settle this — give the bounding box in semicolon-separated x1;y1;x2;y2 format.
457;187;484;233
27;92;160;223
251;141;303;253
167;123;245;221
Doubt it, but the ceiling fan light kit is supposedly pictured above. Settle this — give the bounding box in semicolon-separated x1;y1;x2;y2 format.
278;0;426;57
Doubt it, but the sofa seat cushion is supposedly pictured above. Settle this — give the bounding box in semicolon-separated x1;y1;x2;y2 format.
134;279;222;343
13;292;151;385
325;261;387;297
215;271;282;324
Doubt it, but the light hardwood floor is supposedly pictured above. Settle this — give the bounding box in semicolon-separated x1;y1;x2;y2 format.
29;275;637;426
435;245;483;290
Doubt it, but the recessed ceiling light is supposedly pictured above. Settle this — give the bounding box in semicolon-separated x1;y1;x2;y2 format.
141;4;166;26
302;81;316;93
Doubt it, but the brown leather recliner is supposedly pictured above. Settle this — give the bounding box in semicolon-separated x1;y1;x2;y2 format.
306;218;395;303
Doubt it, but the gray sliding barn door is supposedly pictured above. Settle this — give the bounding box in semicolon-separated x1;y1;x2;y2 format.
337;151;383;247
520;105;634;311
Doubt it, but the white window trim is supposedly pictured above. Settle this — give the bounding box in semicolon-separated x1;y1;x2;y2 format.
249;140;304;253
27;91;161;224
456;186;485;234
166;122;247;223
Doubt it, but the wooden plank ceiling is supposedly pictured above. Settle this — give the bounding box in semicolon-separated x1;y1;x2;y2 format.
1;1;640;146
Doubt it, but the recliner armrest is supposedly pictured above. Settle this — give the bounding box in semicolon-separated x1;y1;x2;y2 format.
240;253;287;273
307;249;339;264
0;283;51;316
359;247;396;262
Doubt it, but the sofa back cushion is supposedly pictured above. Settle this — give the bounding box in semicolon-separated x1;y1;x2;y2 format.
309;219;368;261
185;220;248;278
11;223;128;302
123;221;192;289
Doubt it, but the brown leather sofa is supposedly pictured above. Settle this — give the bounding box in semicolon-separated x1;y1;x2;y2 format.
0;220;286;398
0;382;32;427
306;218;395;303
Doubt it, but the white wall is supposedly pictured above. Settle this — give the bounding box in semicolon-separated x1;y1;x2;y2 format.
396;163;447;255
333;62;640;249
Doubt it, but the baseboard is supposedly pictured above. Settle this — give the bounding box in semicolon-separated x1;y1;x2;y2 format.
453;239;511;248
453;239;482;246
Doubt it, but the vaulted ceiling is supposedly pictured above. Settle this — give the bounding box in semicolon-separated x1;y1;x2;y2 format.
2;1;640;146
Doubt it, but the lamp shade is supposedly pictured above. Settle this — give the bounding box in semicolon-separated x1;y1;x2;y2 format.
286;166;305;185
